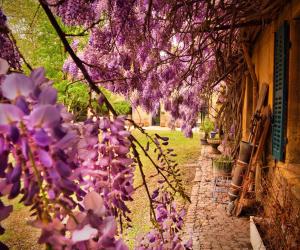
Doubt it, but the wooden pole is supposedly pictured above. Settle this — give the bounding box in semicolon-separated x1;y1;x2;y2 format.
241;43;259;111
234;106;271;216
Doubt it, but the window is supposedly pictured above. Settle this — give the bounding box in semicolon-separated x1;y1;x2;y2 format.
272;22;289;161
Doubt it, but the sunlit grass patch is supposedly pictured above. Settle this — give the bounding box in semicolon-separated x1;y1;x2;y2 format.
124;129;200;248
0;129;200;249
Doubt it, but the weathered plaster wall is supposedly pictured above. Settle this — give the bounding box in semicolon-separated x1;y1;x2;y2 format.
132;106;181;127
286;19;300;164
252;24;274;108
242;74;253;140
132;107;152;126
248;1;300;160
242;0;300;207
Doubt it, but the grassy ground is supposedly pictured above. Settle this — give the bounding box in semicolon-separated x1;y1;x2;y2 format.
0;129;200;249
0;198;40;250
124;129;200;248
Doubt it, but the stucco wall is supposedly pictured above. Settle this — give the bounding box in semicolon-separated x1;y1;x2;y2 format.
132;107;152;126
252;24;274;108
242;0;300;208
132;106;182;127
286;19;300;164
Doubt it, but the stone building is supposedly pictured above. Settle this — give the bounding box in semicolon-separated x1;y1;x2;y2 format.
132;105;183;127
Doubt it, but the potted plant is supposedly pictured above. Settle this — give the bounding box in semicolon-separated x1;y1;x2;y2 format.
212;155;234;175
207;134;221;154
210;124;220;138
200;117;214;145
210;131;217;138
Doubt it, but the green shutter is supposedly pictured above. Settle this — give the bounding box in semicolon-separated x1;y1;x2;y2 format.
272;22;289;161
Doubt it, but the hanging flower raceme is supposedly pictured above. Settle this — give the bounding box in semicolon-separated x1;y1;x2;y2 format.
0;9;20;70
54;0;217;137
136;188;192;250
0;70;83;202
49;0;104;27
1;0;196;242
0;61;130;249
32;191;128;249
0;61;190;248
78;116;135;224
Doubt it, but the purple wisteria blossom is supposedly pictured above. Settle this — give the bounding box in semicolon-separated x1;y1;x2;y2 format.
136;188;192;250
55;0;213;136
0;60;134;249
0;0;195;247
0;9;20;69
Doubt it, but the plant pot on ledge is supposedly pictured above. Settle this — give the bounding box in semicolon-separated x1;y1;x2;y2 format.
199;118;214;145
210;131;217;138
200;132;209;145
212;156;234;176
207;138;221;154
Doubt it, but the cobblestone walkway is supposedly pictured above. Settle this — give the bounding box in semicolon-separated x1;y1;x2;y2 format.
184;146;252;250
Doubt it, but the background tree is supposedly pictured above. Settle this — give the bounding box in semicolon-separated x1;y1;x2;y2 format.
2;0;131;121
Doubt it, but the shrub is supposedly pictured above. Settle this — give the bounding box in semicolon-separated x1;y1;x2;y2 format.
200;117;215;134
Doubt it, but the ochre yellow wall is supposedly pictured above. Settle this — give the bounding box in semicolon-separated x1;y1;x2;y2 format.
132;107;152;126
252;24;274;109
132;106;182;127
242;0;300;203
242;74;253;140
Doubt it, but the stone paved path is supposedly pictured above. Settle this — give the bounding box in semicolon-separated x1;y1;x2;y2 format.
184;145;252;250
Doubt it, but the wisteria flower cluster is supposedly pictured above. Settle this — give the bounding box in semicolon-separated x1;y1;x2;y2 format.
0;4;194;249
50;0;216;136
49;0;104;27
78;116;135;223
136;188;192;250
0;58;191;249
0;60;130;249
0;9;20;69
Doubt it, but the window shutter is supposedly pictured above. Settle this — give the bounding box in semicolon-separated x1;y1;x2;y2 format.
272;22;289;161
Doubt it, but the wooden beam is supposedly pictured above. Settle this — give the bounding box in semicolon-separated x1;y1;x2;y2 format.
242;43;259;111
255;84;269;113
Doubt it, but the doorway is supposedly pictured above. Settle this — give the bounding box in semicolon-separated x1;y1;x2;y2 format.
151;108;160;126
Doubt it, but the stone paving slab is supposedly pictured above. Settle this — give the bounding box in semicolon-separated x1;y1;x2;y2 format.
184;146;252;250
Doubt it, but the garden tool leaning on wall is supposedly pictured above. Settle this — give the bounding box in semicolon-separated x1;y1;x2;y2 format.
227;83;270;215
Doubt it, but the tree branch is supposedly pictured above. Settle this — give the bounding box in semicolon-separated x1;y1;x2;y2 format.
39;0;117;116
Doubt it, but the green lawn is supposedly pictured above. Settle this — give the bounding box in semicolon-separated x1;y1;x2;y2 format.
0;129;200;249
124;129;200;248
0;198;41;250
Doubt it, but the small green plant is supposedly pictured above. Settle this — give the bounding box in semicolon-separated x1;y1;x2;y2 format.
214;155;233;162
213;155;234;173
200;117;214;134
113;100;132;115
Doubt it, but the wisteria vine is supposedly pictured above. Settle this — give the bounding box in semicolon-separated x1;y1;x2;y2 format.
50;0;285;137
0;4;192;248
0;60;191;249
0;0;286;248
